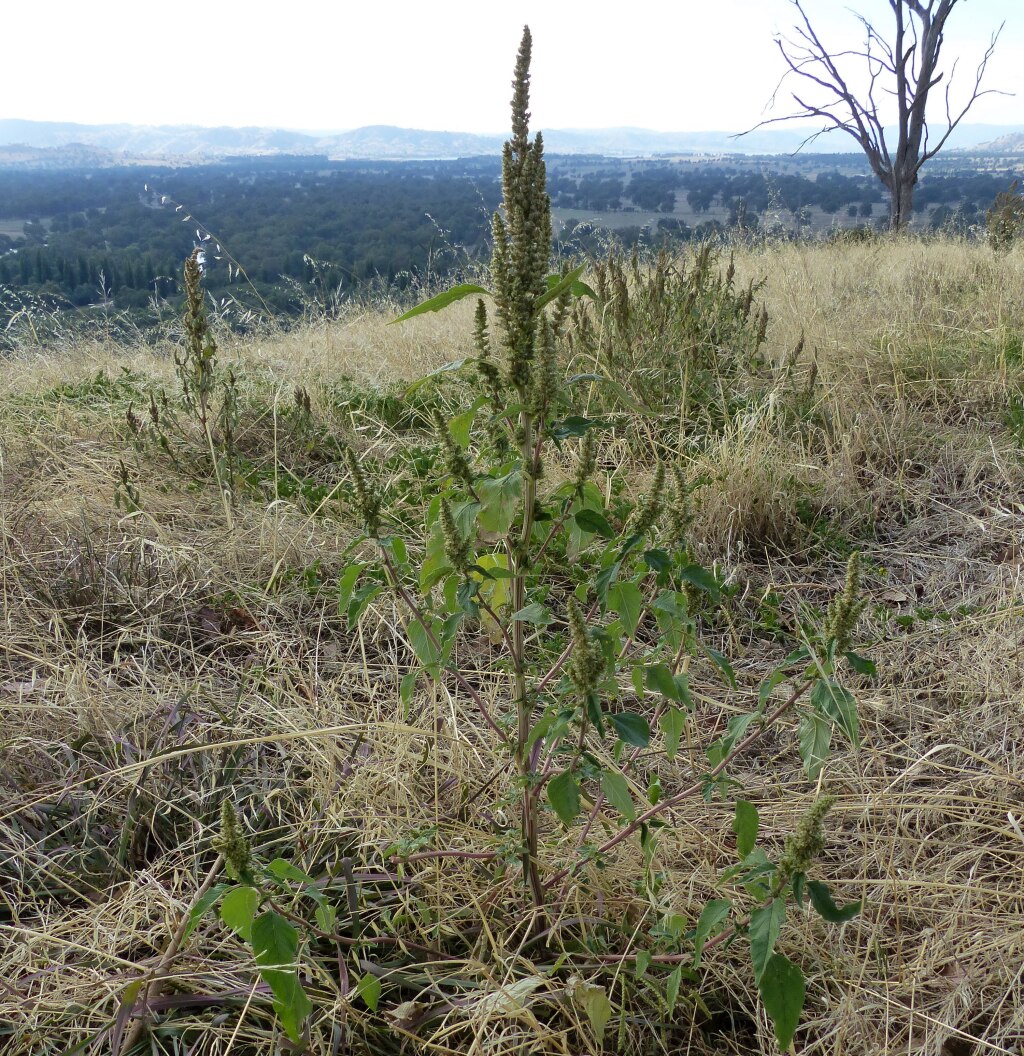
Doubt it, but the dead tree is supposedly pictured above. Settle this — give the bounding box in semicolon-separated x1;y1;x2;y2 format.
753;1;1003;231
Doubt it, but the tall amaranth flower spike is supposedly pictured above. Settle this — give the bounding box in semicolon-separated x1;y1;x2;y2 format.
567;598;604;701
492;26;552;396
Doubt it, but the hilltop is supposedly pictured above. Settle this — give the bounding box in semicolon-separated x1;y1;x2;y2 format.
1;237;1022;1054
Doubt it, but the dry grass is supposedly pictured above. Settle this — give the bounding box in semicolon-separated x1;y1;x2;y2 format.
2;237;1023;1055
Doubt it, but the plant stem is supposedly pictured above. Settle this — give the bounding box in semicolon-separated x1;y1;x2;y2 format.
512;408;545;911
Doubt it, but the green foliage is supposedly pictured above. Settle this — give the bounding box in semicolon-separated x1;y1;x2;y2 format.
565;243;769;422
196;804;314;1044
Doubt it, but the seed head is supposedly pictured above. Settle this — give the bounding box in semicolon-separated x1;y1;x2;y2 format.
528;316;558;418
432;408;475;491
567;598;605;700
665;463;691;549
776;794;836;890
573;431;598;492
827;551;864;652
627;464;665;538
212;799;255;885
344;446;382;538
440;498;473;576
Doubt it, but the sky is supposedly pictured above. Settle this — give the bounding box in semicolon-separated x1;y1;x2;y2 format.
7;0;1022;134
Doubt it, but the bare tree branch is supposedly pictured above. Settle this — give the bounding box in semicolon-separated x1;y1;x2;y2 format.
737;0;1009;230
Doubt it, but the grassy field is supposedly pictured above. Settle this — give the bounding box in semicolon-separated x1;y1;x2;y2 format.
2;237;1023;1055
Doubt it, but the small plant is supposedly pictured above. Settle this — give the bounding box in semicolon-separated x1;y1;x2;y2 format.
986;179;1024;251
566;243;769;426
127;250;242;519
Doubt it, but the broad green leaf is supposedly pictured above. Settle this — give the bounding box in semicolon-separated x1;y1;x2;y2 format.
473;552;512;619
355;972;381;1011
844;650;877;676
719;711;758;755
643;549;672;573
220;885;261;942
183;883;229;941
400;669;419;711
402;357;473;397
536;263;588;311
575;508;615;538
601;769;636;821
635;951;651;978
733;800;759;859
608;581;643;637
389;536;408;566
594;560;621;605
793;871;806;907
666;965;683;1014
575;982;612;1044
337;562;365;618
758;665;789;709
646;663;688;705
314;900;337;933
660;706;687;761
407;618;442;670
735;849;777;896
251;911;311;1044
749;899;786;984
679;562;721;601
512;602;552;625
251;909;298;966
347;583;382;624
631;664;645;695
811;679;859;746
704;646;736;688
610;711;651;748
449;395;487;449
392;285;488;324
694;898;731;964
550;415;607;440
266;859;315;885
806;881;861;923
758;953;805;1050
652;589;690;651
548;770;581;826
477;471;521;534
798;710;832;780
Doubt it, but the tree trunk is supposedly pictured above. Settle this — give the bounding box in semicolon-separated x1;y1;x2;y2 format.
889;175;916;232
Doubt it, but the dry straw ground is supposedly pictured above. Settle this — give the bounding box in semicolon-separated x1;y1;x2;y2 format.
1;237;1023;1054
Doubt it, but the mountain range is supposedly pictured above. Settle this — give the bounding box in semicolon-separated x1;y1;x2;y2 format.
2;118;1024;165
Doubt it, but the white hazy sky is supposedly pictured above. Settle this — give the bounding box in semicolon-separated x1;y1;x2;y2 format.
8;0;1022;133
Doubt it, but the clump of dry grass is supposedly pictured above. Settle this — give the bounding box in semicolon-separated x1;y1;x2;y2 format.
2;236;1024;1055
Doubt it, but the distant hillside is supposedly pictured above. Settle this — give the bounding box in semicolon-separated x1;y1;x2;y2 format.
2;117;1024;165
973;132;1024;154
